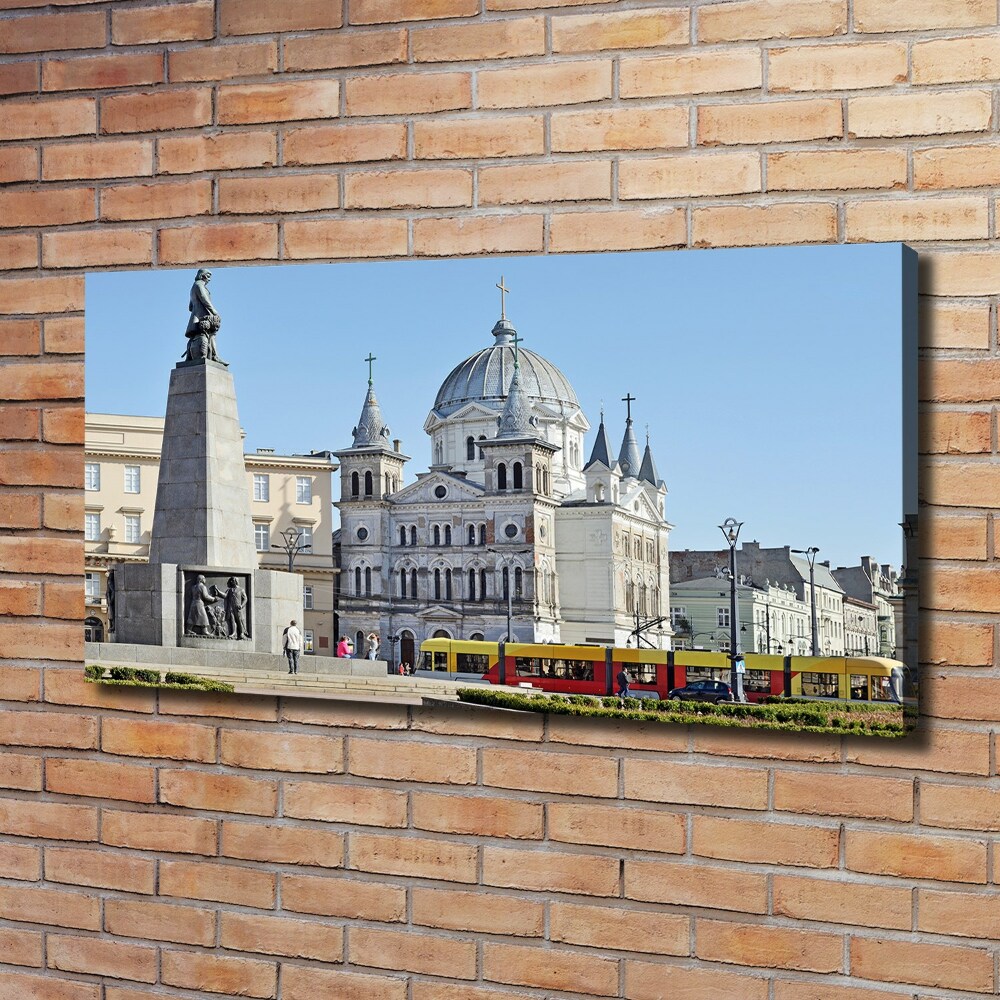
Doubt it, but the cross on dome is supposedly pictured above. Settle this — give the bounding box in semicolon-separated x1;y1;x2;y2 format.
496;275;509;320
622;392;636;422
365;352;377;386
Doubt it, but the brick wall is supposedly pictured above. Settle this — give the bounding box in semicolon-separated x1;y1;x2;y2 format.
1;0;997;996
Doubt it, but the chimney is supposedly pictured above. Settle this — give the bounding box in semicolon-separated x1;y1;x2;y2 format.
393;439;401;452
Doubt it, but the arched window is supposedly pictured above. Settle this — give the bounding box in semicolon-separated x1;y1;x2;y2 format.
468;524;476;546
625;579;634;613
399;568;407;598
542;468;549;494
477;435;486;459
399;526;406;546
444;525;452;546
468;568;476;601
478;524;486;546
535;463;542;491
497;463;507;490
470;632;484;641
364;471;373;496
466;436;475;460
385;472;391;494
502;566;509;599
356;630;364;655
364;567;372;597
514;567;523;599
411;568;417;597
433;525;441;546
410;525;416;546
434;568;441;601
513;462;523;489
480;568;487;601
445;569;453;600
354;567;361;597
594;482;605;503
351;471;359;497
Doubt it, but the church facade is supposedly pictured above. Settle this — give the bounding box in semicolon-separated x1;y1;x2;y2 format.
335;291;673;667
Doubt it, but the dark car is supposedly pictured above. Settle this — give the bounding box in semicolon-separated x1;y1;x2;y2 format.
667;680;733;704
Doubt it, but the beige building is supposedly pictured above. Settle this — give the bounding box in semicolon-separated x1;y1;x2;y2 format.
85;413;336;654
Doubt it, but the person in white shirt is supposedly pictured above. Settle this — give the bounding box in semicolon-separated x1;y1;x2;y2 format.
283;619;302;674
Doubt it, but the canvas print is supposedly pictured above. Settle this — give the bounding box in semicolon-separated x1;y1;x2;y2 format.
84;244;918;737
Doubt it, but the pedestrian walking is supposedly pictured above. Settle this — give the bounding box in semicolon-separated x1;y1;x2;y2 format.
283;619;302;674
366;632;379;660
617;666;631;700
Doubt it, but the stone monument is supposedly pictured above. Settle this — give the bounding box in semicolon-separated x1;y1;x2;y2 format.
109;269;302;656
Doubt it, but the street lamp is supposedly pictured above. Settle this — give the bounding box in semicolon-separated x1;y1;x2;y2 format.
791;546;819;656
387;633;400;674
273;526;310;573
719;517;745;702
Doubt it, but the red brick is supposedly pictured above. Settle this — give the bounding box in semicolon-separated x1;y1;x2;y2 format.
284;218;408;260
42;229;153;269
923;510;988;553
220;0;343;35
769;41;907;91
345;168;473;209
285;30;405;71
413;214;543;256
0;11;106;54
43;53;163;92
0;234;37;270
351;0;477;23
112;1;214;45
347;72;471;116
479;60;611;109
161;951;277;998
160;858;276;907
625;758;768;809
552;105;688;152
482;746;617;796
483;845;618;896
697;918;842;973
48;934;156;983
351;926;476;979
694;815;840;868
351;832;478;882
0;187;95;228
483;942;618;995
693;203;838;247
550;207;687;253
773;874;912;929
554;9;688;52
40;575;78;608
349;735;477;782
414;116;543;159
626;962;769;1000
101;88;213;134
220;173;339;215
44;846;155;894
0;276;84;315
100;180;212;221
159;768;278;816
282;873;406;922
158;689;277;721
282;965;405;1000
921;781;1000;830
922;619;993;666
412;791;543;838
46;757;154;803
767;148;907;192
849;91;992;138
851;936;992;992
285;122;406;165
41;409;84;446
45;667;155;713
158;131;277;174
221;911;343;962
412;17;544;61
855;0;994;31
170;41;278;82
847;726;989;775
220;729;343;772
621;48;761;97
284;779;407;826
43;317;85;354
102;717;215;761
0;751;42;791
412;887;544;937
101;809;217;856
700;98;842;145
626;858;768;913
218;79;340;125
0;447;80;487
0;320;40;357
0;708;96;749
0;621;79;659
846;829;987;883
159;222;279;264
0;60;38;96
919;887;1000;938
0;493;41;530
105;898;216;946
0;972;97;1000
0;928;41;968
0;147;38;184
222;819;345;867
551;901;688;955
699;0;847;41
0;884;99;930
0;96;88;142
0;405;39;437
620;151;760;199
773;770;913;821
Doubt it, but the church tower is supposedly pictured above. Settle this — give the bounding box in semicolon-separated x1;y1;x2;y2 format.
582;408;622;505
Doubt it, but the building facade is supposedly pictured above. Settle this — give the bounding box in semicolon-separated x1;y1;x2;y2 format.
85;413;337;654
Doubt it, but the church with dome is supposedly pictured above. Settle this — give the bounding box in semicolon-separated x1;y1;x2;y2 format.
334;283;673;666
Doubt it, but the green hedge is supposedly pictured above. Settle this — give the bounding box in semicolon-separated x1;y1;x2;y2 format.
84;665;234;694
457;687;905;737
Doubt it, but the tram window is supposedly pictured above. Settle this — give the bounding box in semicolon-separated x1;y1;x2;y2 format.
850;674;869;700
456;653;491;672
870;675;893;701
423;651;450;671
514;657;595;681
801;671;839;698
631;662;658;684
685;666;729;685
744;669;772;694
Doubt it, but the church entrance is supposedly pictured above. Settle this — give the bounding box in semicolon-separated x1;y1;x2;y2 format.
400;630;414;670
84;617;103;643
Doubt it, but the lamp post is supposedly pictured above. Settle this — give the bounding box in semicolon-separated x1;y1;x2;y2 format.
273;526;310;573
719;517;745;702
387;633;400;674
792;546;820;656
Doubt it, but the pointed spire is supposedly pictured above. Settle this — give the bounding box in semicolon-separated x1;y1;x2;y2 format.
352;359;390;447
617;393;641;479
496;360;533;439
638;432;662;486
584;410;616;470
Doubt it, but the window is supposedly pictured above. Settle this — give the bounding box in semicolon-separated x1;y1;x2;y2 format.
744;670;772;694
468;568;476;601
303;629;314;653
631;662;658;684
400;526;407;546
480;568;487;601
124;465;140;494
385;472;391;495
478;435;486;459
514;567;523;599
254;522;269;551
468;524;476;546
433;525;441;546
85;572;100;601
351;471;359;497
801;672;839;698
411;568;417;597
303;585;314;610
364;567;372;597
85;463;100;491
478;524;486;546
399;569;407;598
670;606;688;628
444;525;451;546
354;567;362;597
409;525;417;546
434;568;442;601
85;512;100;541
445;568;453;600
497;463;507;490
253;474;270;501
466;436;475;460
717;606;730;628
513;462;522;489
502;566;509;599
514;656;596;681
364;471;373;496
296;477;312;504
297;525;313;551
124;514;141;544
457;652;490;672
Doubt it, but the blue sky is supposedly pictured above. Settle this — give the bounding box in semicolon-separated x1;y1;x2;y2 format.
87;244;910;569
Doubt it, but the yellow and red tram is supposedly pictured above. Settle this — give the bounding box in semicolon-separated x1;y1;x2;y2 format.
419;638;903;703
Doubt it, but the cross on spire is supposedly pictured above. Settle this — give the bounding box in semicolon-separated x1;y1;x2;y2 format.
496;275;509;320
622;392;636;422
510;330;523;368
645;422;650;444
364;352;377;386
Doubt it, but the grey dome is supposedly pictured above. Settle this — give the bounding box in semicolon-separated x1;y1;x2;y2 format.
433;318;579;417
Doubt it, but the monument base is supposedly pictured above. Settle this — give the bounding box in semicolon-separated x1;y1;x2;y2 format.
112;562;303;655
